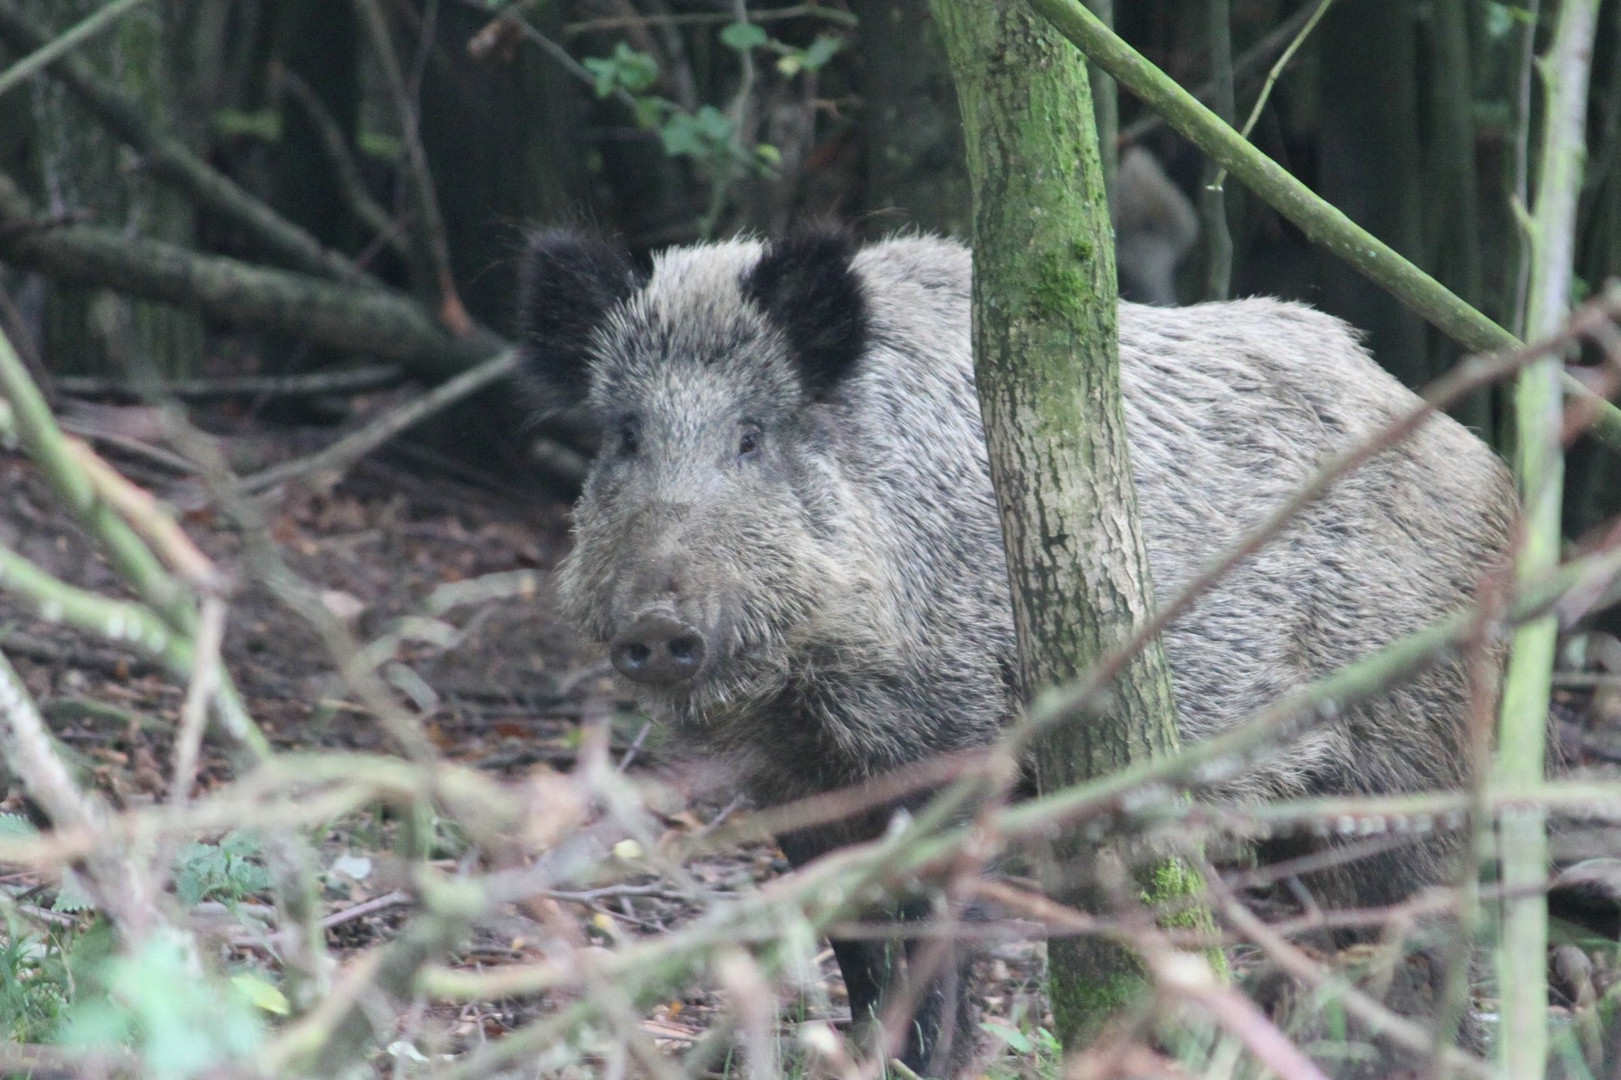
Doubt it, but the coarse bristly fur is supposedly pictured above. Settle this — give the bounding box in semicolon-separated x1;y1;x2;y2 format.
517;227;1516;1075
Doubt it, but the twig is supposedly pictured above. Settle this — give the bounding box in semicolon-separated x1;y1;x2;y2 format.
56;413;200;474
0;540;191;668
60;438;222;592
269;64;408;259
0;1043;138;1079
158;412;446;770
0;0;151;101
1204;872;1492;1080
1117;0;1325;144
55;363;405;401
562;5;857;35
1508;0;1544;339
351;0;470;335
0;1;367;286
0;315;269;759
0;649;164;942
0;312;193;631
0;169;499;379
169;596;226;808
1201;0;1233;300
978;879;1333;1080
233;348;519;495
1214;0;1333;189
321;888;413;929
1011;288;1621;763
1029;0;1621;454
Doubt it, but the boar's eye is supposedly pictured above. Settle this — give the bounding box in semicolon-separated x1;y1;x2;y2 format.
616;414;640;456
737;421;763;461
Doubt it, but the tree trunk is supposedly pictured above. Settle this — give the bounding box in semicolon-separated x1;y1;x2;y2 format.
850;0;971;237
931;0;1201;1048
414;0;592;332
1422;0;1491;435
270;0;361;254
1314;0;1428;387
25;0;206;379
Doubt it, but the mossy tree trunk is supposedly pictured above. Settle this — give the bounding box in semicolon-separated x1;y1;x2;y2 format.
24;0;207;380
930;0;1205;1049
269;0;360;255
850;0;971;238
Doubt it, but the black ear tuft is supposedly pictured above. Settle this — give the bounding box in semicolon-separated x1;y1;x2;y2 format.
741;225;867;400
516;228;640;410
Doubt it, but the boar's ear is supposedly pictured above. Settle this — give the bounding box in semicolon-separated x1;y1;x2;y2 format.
516;228;640;410
742;226;867;400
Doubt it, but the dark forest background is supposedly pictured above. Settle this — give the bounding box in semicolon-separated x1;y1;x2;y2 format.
5;0;1618;531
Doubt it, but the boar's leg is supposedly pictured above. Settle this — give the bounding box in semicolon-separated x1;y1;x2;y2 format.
779;832;974;1076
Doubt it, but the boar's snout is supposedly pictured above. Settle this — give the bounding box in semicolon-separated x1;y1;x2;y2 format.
609;613;707;686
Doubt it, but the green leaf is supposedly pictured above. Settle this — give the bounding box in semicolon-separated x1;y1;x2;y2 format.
979;1019;1032;1054
172;834;270;908
798;35;843;72
610;42;660;93
583;43;659;98
632;96;671;130
211;107;281;141
230;974;289;1016
659;114;704;158
719;21;768;52
0;813;38;838
693;105;733;142
63;933;264;1079
754;143;782;166
582;56;619;99
52;870;96;913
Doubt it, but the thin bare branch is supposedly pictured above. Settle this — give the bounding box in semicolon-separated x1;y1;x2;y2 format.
0;1;367;285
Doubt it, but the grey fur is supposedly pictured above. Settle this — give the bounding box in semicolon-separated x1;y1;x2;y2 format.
523;233;1515;1071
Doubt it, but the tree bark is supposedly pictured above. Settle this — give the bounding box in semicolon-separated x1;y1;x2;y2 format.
1314;0;1428;388
1422;0;1489;433
850;0;971;237
269;0;361;254
0;170;496;377
416;1;593;331
930;0;1198;1048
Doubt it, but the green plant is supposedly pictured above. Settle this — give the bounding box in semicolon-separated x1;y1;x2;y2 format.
0;915;71;1041
62;930;266;1080
581;18;845;235
172;833;271;908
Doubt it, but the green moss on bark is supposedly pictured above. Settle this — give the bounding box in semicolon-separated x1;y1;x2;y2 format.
931;0;1218;1051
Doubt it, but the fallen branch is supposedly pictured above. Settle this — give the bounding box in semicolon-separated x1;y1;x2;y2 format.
235;348;519;495
0;170;499;379
54;362;405;401
0;0;366;286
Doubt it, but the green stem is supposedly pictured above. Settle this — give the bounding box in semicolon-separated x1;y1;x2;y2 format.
1028;0;1621;453
0;0;152;100
0;320;192;632
1496;1;1601;1074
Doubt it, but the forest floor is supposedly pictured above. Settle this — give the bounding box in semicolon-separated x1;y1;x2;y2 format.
1;405;1619;1076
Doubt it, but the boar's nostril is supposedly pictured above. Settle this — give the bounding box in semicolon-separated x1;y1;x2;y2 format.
610;615;707;686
